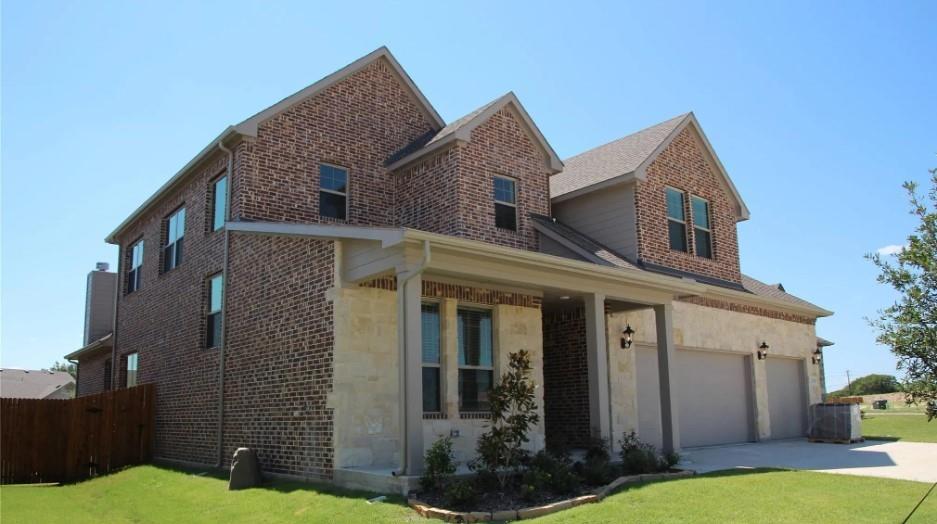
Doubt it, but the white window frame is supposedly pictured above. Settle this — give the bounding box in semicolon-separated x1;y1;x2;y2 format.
163;206;186;272
211;175;228;232
421;301;442;413
318;163;349;220
127;239;144;293
206;273;224;349
493;175;518;231
456;306;495;413
665;186;688;253
690;195;713;259
126;352;138;388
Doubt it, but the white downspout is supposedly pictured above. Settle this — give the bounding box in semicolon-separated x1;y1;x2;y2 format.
216;140;234;468
394;240;431;477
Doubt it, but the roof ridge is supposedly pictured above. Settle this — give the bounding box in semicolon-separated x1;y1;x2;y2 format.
561;112;690;164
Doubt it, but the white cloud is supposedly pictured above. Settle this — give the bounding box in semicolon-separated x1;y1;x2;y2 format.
876;244;906;256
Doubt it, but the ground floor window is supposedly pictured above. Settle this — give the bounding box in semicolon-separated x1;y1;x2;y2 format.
422;303;442;412
125;353;138;388
457;308;493;412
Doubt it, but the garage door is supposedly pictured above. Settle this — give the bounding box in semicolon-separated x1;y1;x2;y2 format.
676;349;754;448
635;346;663;449
766;357;807;439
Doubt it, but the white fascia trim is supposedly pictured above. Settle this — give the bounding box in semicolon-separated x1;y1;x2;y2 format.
696;285;833;318
401;229;704;296
106;126;240;244
226;221;407;248
551;172;638;203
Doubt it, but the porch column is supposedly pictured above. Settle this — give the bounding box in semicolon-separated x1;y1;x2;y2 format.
654;303;680;453
584;293;611;443
397;272;424;475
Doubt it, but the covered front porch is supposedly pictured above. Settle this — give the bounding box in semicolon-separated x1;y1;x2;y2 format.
226;222;703;494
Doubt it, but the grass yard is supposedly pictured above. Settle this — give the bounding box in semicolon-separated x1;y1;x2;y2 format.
2;465;935;523
863;413;937;443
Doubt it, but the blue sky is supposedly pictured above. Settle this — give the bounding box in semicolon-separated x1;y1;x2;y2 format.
2;1;935;391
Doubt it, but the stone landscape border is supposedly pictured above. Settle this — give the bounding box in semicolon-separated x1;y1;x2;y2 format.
408;469;696;522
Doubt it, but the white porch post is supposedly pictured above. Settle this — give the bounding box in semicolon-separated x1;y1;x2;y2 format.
654;303;681;453
397;272;424;475
584;293;611;443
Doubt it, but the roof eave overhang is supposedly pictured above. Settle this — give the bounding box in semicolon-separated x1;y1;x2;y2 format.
105;126;243;244
65;334;114;361
695;285;833;319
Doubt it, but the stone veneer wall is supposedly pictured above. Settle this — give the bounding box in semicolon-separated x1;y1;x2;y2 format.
541;308;591;449
329;280;544;469
606;300;820;445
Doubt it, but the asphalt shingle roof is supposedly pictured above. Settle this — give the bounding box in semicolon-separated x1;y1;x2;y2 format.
0;369;74;399
550;113;688;198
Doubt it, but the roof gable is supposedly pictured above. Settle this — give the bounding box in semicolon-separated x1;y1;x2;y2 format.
386;92;563;173
550;113;750;221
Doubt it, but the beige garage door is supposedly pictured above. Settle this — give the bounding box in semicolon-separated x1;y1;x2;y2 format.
676;349;754;448
766;357;807;439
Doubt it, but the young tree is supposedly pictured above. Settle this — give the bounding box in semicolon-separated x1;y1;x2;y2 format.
49;361;77;379
868;168;937;420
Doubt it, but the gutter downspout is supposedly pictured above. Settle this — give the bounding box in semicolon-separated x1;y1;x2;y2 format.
216;140;234;468
394;240;431;477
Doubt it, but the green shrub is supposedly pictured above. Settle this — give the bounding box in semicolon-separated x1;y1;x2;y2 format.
526;450;580;494
519;468;550;501
662;451;681;470
420;436;456;493
619;431;674;475
444;479;478;509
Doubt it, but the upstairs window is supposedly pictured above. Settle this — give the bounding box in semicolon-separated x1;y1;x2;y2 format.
458;308;493;412
493;176;517;231
163;207;186;272
206;273;224;348
319;164;348;220
125;353;138;388
211;175;227;231
691;196;713;259
127;239;144;293
421;303;442;413
666;187;688;252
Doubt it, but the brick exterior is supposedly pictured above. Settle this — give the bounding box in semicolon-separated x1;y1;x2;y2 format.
75;349;111;397
223;235;335;478
635;125;742;284
396;107;551;251
541;307;591;449
236;57;435;227
362;277;542;308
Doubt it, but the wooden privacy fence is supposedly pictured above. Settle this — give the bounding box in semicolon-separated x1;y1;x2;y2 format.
1;384;155;484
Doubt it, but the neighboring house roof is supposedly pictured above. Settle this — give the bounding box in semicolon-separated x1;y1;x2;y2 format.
550;113;751;221
106;46;444;244
817;336;835;347
0;369;75;399
531;215;830;317
385;92;564;173
64;333;113;361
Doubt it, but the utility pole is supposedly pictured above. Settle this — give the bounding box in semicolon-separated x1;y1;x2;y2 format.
846;370;852;395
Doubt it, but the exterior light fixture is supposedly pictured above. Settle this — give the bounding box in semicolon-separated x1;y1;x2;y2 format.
757;341;769;360
559;295;570;300
812;348;823;365
621;324;635;349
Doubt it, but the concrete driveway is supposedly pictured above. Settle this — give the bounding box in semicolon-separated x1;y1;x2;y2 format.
679;439;937;483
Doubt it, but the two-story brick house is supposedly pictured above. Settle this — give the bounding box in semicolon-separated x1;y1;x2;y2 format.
67;47;831;493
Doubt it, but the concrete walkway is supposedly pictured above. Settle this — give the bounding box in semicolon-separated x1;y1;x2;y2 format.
679;439;937;483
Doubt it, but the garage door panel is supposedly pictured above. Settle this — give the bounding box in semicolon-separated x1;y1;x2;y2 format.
676;350;754;448
766;358;807;439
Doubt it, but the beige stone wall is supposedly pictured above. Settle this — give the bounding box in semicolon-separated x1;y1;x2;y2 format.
607;301;820;444
330;285;545;469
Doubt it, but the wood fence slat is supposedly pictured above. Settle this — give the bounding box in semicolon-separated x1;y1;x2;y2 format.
0;384;155;484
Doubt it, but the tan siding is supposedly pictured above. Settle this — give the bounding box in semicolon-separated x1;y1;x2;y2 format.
553;183;637;259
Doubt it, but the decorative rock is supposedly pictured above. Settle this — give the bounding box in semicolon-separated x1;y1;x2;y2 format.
228;447;262;490
570;494;599;506
464;511;492;522
491;510;518;521
517;499;572;519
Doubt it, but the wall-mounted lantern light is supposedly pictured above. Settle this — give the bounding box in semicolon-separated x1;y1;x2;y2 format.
757;341;769;360
812;348;823;365
621;324;635;349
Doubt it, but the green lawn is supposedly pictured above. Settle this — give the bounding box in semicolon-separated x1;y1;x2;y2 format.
2;465;935;523
863;413;937;443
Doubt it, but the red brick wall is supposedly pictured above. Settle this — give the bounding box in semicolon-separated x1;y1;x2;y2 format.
223;235;335;479
237;57;435;227
542;307;591;449
635;125;742;283
76;350;111;397
395;148;462;235
113;150;228;466
455;108;551;250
